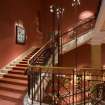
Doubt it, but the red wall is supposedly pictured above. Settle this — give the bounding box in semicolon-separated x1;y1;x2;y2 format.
61;44;91;67
0;0;44;68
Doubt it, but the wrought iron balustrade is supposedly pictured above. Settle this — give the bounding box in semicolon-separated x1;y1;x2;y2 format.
62;16;96;44
28;40;53;66
27;66;105;105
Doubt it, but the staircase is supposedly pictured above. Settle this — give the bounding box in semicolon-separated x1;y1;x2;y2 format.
0;48;46;105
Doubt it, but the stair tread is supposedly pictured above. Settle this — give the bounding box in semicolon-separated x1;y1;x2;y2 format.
0;98;17;105
16;63;28;67
0;82;27;92
24;57;30;59
4;73;27;80
22;59;28;61
0;89;23;100
0;77;27;86
12;66;27;70
8;70;25;74
19;61;27;64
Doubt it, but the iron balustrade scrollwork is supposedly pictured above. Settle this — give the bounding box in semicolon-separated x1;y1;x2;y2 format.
27;39;59;104
28;40;53;65
27;66;105;105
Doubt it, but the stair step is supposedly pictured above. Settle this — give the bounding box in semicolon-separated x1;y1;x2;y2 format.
22;59;28;61
16;63;28;67
0;98;17;105
24;57;30;60
0;89;23;101
0;77;27;86
4;73;27;80
12;66;27;71
8;70;25;75
0;83;27;93
19;61;27;64
27;54;34;57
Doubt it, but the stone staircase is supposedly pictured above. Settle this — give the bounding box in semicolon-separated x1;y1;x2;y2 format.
0;48;46;105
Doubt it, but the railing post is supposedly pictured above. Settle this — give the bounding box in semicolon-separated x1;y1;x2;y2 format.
32;71;34;104
52;72;55;105
84;71;86;105
28;68;31;98
39;68;42;105
73;70;75;105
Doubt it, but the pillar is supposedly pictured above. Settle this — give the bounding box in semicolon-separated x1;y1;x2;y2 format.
91;45;102;68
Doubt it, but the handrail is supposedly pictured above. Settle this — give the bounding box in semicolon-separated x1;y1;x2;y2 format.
28;39;52;65
62;16;95;37
29;65;105;74
62;16;96;44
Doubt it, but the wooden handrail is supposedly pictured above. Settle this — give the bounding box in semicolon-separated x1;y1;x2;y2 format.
28;39;52;66
62;16;95;37
29;65;105;74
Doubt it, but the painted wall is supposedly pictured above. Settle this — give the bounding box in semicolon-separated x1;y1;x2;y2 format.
61;44;105;68
60;44;91;67
0;0;44;68
102;44;105;66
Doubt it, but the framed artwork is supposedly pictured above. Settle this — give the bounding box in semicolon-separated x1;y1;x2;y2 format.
16;25;26;44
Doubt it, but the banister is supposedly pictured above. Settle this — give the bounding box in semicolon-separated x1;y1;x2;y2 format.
28;65;105;74
62;16;96;44
28;39;52;66
62;16;95;37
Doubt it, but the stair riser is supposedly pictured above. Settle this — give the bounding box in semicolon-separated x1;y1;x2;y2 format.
0;87;26;93
4;75;27;80
0;80;27;86
12;68;27;71
19;62;27;64
22;59;28;62
8;71;25;75
0;96;20;103
16;65;28;67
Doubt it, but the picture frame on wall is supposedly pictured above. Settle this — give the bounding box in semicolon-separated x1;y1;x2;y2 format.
16;25;26;44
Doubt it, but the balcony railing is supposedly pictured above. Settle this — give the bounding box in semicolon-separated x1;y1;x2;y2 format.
62;16;96;44
27;65;105;105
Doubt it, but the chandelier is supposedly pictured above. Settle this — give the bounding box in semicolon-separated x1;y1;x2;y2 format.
49;5;64;18
72;0;81;7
